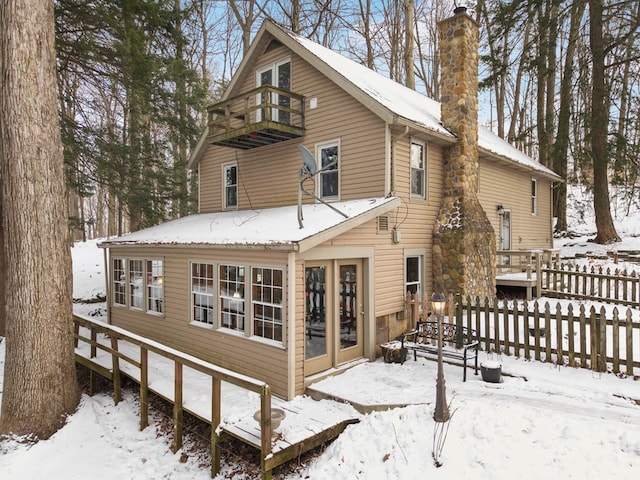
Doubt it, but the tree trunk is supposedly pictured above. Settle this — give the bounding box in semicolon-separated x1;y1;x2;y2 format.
0;188;4;337
553;0;585;233
403;0;415;90
589;0;620;244
0;0;80;438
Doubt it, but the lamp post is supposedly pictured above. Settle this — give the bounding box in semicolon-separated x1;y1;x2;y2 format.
431;292;450;422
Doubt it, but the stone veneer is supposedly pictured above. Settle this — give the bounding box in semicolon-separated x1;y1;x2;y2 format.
433;8;496;299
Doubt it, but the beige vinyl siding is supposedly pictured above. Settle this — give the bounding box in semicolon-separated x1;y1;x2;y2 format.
108;246;291;398
293;260;305;395
478;157;553;250
198;47;387;213
314;139;444;328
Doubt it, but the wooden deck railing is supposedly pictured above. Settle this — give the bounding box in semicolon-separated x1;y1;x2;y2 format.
540;264;640;307
73;314;274;479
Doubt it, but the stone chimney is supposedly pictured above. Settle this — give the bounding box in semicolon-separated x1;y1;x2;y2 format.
432;7;496;299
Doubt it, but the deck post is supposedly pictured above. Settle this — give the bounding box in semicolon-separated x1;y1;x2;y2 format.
259;384;273;480
173;362;184;453
211;376;222;478
140;348;148;430
110;336;121;404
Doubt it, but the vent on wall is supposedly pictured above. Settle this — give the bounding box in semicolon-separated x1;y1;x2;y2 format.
377;216;389;233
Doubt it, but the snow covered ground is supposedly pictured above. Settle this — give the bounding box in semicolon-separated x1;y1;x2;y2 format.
1;193;640;479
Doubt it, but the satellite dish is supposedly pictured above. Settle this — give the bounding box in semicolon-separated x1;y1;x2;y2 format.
298;144;317;176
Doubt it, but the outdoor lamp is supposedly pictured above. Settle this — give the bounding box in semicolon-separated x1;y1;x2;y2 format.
431;292;446;316
431;291;450;422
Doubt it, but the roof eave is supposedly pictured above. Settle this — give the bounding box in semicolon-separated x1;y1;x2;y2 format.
479;147;563;182
296;197;401;253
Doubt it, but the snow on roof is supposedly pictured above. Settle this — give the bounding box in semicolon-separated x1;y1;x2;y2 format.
479;128;559;178
279;25;559;180
282;28;450;137
100;197;399;250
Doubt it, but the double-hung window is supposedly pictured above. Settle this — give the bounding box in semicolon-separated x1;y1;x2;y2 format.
405;255;423;299
191;262;215;326
129;259;144;310
220;264;245;332
224;164;238;209
146;260;164;314
531;178;538;215
113;258;126;306
318;141;339;199
252;267;284;342
411;140;426;199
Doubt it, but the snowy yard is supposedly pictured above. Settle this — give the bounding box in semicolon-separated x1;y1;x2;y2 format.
2;198;640;479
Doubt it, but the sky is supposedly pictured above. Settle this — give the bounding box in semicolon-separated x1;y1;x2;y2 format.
1;188;640;479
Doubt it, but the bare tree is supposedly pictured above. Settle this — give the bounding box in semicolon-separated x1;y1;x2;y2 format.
589;0;620;243
0;0;80;438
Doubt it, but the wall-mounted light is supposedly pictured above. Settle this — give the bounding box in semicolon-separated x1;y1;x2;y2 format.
496;204;504;215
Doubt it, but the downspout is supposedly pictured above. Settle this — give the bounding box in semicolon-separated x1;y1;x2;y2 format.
103;247;111;324
389;124;410;196
287;251;296;400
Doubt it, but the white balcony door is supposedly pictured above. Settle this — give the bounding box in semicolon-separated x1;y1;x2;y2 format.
256;59;290;123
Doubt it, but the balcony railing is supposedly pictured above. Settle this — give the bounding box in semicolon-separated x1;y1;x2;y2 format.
207;85;305;150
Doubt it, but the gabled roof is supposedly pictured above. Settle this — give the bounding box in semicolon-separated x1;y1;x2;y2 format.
100;197;400;253
188;20;560;182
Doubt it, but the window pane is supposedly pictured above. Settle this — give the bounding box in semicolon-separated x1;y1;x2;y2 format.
129;259;143;309
113;258;126;306
192;262;214;325
225;165;237;208
219;265;245;332
146;260;163;313
320;144;339;198
252;267;284;342
411;142;425;197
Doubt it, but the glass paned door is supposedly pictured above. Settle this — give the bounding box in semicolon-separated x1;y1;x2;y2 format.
256;61;290;123
305;264;331;374
500;210;511;251
337;260;363;364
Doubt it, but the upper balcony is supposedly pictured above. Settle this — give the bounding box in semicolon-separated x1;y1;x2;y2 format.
206;85;305;150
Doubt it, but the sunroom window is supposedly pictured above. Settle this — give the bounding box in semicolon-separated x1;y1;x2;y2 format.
191;262;215;326
129;259;144;310
146;260;164;314
220;264;245;332
252;267;283;342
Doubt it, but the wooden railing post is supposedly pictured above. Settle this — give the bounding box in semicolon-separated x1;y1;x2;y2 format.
172;362;183;453
111;336;121;404
211;376;222;478
140;348;148;430
259;384;273;480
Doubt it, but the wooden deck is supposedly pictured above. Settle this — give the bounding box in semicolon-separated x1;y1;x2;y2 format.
73;315;358;480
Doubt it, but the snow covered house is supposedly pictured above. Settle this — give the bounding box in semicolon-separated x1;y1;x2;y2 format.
100;9;560;399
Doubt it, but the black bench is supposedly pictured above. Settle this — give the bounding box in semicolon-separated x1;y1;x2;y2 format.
401;320;479;382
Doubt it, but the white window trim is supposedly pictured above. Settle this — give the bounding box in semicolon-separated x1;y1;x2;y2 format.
223;162;238;210
410;139;427;200
404;250;425;302
316;139;340;201
531;178;538;215
250;265;285;344
190;261;216;328
219;264;246;333
111;256;164;316
146;259;164;315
